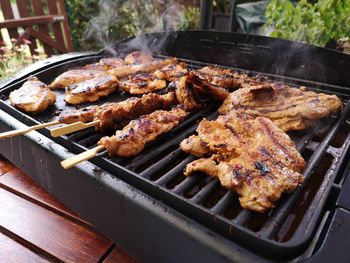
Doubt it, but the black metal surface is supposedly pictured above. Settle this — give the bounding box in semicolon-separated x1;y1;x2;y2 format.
1;31;350;261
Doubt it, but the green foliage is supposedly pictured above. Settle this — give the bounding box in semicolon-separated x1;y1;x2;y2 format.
0;40;46;80
66;0;200;51
265;0;350;47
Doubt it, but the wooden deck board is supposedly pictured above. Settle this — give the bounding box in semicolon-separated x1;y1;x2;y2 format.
0;158;136;262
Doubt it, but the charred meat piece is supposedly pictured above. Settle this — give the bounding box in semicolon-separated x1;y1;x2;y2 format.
181;112;305;212
187;71;230;101
64;75;119;105
49;69;103;89
98;92;177;131
153;63;187;82
83;57;125;71
108;58;177;78
9;76;56;114
99;107;188;157
120;73;167;94
175;76;201;111
194;66;249;90
124;51;153;65
219;83;343;131
58;92;177;131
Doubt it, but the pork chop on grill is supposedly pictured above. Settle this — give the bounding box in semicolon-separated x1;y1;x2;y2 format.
180;111;305;212
153;63;187;82
9;76;56;114
219;83;343;131
49;69;103;89
83;57;125;71
99;106;188;157
64;75;119;105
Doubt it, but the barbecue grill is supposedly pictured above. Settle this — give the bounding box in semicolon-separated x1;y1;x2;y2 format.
0;31;350;262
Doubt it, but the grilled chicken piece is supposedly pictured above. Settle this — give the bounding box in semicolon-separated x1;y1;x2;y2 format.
153;63;187;81
99;107;188;157
187;71;230;101
49;69;103;89
83;57;125;71
219;83;343;131
9;76;56;114
181;112;305;212
120;73;167;94
98;92;177;131
175;76;201;111
195;66;249;90
124;51;153;65
64;75;119;105
108;58;177;78
58;92;177;130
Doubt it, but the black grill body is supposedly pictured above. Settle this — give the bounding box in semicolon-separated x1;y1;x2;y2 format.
0;31;350;262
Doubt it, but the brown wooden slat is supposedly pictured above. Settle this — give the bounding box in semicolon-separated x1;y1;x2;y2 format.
0;166;86;224
30;28;66;52
15;0;37;55
103;246;139;263
0;159;15;176
0;187;113;261
32;0;54;56
57;0;73;52
0;232;49;262
0;15;64;29
47;0;65;51
0;0;19;39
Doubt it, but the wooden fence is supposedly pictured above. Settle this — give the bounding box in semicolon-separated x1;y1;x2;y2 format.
0;0;73;56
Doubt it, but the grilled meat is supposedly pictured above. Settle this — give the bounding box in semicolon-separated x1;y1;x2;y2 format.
175;76;201;111
9;76;56;114
219;83;343;131
124;51;153;65
64;75;119;105
98;92;177;131
49;69;103;89
108;58;177;78
195;66;249;90
181;112;305;212
153;63;187;81
120;73;167;94
58;92;177;131
99;107;188;157
83;57;125;71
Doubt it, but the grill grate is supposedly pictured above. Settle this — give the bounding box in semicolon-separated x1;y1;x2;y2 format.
1;31;350;260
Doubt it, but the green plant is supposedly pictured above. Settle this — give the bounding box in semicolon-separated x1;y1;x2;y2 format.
66;1;200;51
265;0;350;47
0;39;46;80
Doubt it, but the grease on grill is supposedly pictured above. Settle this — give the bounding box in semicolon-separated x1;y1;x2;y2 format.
184;174;213;198
203;187;227;208
330;121;350;148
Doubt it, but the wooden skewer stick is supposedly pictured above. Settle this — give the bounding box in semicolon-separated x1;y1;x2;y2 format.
61;145;105;169
0;120;60;139
51;120;101;137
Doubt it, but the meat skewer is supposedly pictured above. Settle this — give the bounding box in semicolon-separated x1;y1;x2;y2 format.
61;107;188;169
51;92;177;137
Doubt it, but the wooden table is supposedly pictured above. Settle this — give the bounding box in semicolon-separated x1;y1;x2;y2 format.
0;158;137;262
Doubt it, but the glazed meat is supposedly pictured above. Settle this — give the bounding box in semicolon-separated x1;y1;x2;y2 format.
175;76;201;111
9;76;56;114
108;58;177;78
219;83;343;131
181;112;305;212
83;57;125;71
64;75;119;105
99;107;188;157
194;66;249;90
124;51;153;65
120;73;167;94
153;63;187;82
58;92;177;131
49;69;103;89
